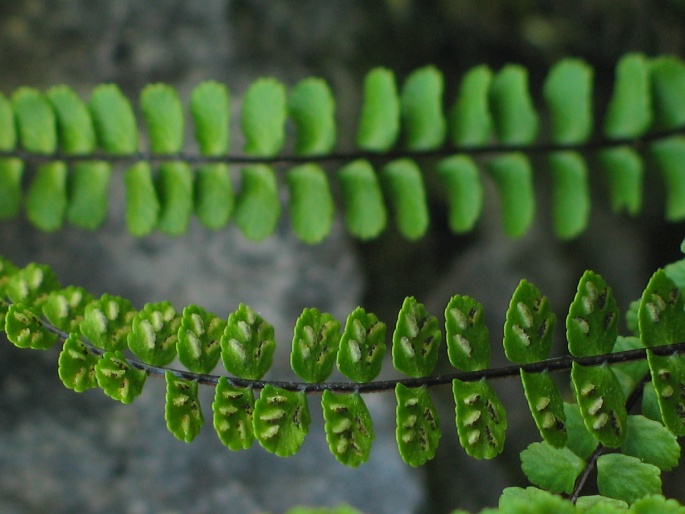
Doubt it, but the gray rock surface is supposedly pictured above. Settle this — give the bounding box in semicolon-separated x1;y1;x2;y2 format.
1;2;684;514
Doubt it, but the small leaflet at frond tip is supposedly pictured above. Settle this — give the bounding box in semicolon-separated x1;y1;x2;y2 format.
322;390;374;467
337;307;386;383
221;303;276;380
395;384;441;467
165;371;204;443
290;307;341;383
391;296;441;378
253;385;310;457
212;377;255;451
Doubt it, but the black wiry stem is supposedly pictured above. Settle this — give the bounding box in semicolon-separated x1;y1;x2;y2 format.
40;318;683;394
569;373;651;503
1;126;683;168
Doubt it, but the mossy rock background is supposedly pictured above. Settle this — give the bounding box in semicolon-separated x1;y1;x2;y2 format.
0;2;684;513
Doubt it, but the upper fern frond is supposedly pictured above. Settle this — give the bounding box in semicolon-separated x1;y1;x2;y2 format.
1;53;685;241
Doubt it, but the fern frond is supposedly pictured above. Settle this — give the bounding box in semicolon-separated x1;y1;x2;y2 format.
3;253;685;474
2;54;685;241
